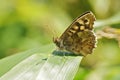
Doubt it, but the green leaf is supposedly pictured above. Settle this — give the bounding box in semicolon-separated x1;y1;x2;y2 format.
0;43;54;77
95;12;120;27
0;46;83;80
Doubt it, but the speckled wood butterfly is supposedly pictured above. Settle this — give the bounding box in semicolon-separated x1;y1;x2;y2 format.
53;11;96;56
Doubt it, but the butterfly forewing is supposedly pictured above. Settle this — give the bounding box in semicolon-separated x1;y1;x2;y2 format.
54;11;96;56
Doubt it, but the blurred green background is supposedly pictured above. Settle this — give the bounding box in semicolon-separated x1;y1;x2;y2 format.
0;0;120;80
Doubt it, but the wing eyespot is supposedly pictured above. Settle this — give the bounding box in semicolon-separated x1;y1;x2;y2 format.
84;18;89;25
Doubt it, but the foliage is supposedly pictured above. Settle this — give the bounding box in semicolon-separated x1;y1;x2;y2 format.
0;0;120;80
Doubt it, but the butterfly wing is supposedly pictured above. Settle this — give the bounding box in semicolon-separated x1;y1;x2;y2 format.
54;11;96;56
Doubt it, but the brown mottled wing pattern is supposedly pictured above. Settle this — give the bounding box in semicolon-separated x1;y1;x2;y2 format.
54;11;96;56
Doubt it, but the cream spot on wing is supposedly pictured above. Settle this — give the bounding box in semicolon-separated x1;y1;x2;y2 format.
80;26;85;30
73;25;79;30
78;20;84;25
70;29;76;33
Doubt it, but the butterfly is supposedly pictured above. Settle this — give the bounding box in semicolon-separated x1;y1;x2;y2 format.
53;11;96;56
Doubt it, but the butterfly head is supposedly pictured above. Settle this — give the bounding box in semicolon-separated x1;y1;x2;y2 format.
53;37;60;47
